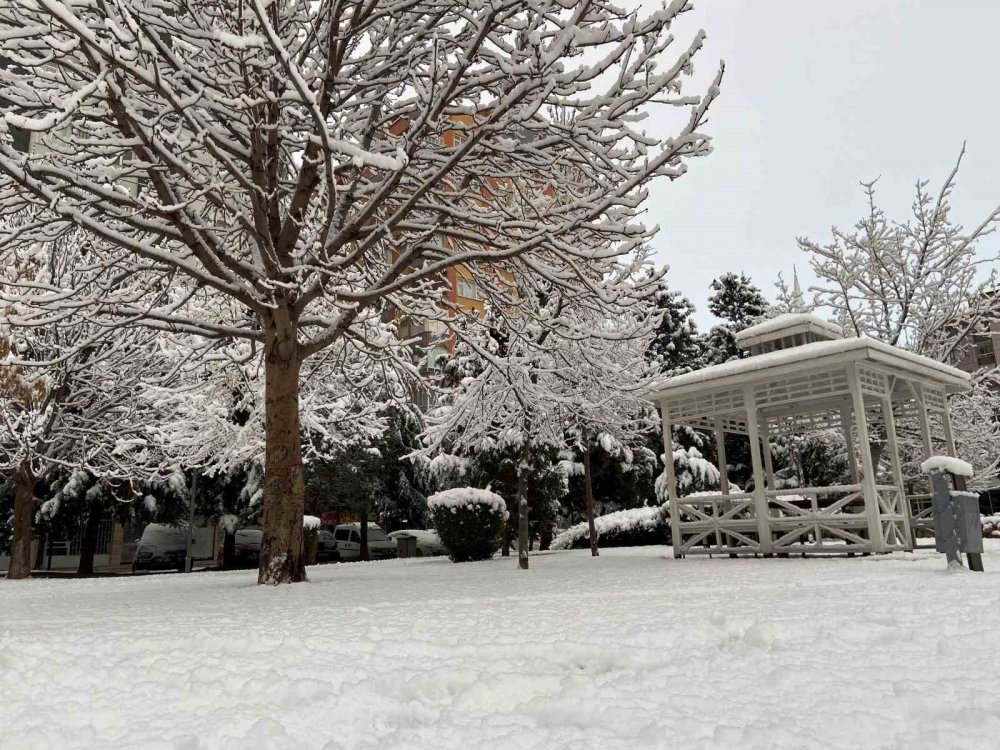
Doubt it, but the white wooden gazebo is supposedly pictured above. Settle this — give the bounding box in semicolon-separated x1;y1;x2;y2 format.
653;314;971;557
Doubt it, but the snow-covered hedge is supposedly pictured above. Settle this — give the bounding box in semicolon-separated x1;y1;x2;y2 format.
428;488;508;562
303;515;321;531
302;516;321;565
551;504;668;551
982;516;1000;538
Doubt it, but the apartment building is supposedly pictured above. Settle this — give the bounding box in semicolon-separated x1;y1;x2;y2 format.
950;318;1000;375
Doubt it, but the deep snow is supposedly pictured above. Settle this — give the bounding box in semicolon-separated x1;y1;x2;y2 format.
3;544;1000;749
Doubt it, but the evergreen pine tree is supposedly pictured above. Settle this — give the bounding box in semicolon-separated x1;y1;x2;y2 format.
648;275;703;373
707;272;769;332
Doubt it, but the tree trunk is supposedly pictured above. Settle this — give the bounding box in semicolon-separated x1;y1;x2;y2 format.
539;525;553;551
258;310;306;585
221;531;236;570
501;501;511;557
583;443;600;557
7;470;35;580
77;498;103;576
359;511;369;562
870;440;885;475
34;532;46;570
517;442;530;570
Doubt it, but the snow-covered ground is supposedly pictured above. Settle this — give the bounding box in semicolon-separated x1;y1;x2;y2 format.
4;544;1000;750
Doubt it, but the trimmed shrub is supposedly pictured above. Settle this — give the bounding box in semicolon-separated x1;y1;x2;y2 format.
983;515;1000;538
428;488;509;562
551;504;669;550
303;515;321;565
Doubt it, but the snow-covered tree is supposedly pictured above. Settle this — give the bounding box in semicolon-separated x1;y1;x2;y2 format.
0;0;722;583
426;252;664;565
372;406;434;531
423;293;574;570
701;272;769;365
707;272;769;332
0;225;164;578
647;272;703;374
558;304;661;557
654;429;721;500
799;149;1000;477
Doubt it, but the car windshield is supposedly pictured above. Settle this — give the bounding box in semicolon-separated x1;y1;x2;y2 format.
140;526;187;544
236;529;262;543
367;528;390;542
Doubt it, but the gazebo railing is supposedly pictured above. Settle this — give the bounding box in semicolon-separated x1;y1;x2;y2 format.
906;493;935;549
673;483;908;556
765;486;871;553
874;485;909;551
672;492;760;555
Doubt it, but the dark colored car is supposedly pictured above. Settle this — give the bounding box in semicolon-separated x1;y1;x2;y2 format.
132;524;188;573
234;528;263;568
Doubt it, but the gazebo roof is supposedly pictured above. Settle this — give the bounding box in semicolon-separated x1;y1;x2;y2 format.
735;313;844;349
653;336;971;401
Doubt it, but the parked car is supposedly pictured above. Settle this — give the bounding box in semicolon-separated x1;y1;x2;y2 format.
388;529;448;557
317;529;339;561
132;524;188;573
234;528;263;568
331;523;397;561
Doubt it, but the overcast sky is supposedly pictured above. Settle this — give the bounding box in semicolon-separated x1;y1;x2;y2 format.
637;0;1000;327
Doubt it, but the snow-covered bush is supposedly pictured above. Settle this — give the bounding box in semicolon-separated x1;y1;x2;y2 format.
303;516;321;566
428;488;508;563
551;505;668;551
982;516;1000;538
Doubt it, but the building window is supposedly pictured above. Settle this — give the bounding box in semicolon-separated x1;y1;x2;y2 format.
457;276;481;300
977;338;995;360
0;57;29;153
9;124;29;153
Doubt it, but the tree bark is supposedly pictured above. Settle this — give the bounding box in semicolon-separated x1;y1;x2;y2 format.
7;470;35;579
77;497;103;575
359;510;369;562
501;500;511;557
583;442;599;557
258;310;307;585
517;441;530;570
539;524;553;551
221;531;236;570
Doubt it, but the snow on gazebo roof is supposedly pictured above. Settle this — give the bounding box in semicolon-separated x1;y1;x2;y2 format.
735;312;844;349
652;335;971;401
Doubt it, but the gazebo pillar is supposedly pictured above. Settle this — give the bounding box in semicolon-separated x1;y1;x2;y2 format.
713;417;729;495
879;394;912;550
743;386;772;554
661;402;682;557
761;419;776;490
848;363;885;553
840;403;859;483
942;397;958;456
911;382;935;460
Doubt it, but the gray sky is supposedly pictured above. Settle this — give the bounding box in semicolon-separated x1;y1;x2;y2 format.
640;0;1000;327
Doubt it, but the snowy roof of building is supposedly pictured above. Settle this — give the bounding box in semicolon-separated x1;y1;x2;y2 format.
653;336;971;401
735;313;844;348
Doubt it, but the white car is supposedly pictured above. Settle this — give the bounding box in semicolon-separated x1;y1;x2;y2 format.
331;523;397;561
388;529;448;557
